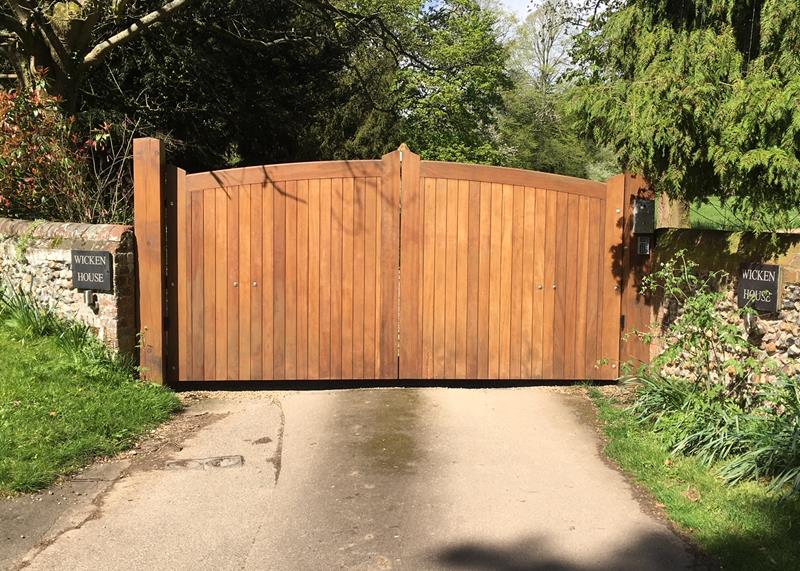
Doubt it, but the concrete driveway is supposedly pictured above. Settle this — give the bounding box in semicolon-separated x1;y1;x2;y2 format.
6;387;708;570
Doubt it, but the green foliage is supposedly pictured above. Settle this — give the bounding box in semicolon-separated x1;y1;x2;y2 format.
0;81;87;221
640;250;770;399
625;252;800;496
83;0;510;170
395;0;511;163
499;84;608;177
721;379;800;494
690;197;800;231
0;286;179;493
591;389;800;571
571;0;800;224
497;0;617;178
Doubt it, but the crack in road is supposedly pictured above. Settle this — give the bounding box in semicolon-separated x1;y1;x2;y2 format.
266;398;285;486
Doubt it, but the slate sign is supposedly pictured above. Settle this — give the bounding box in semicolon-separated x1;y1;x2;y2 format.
71;250;113;292
737;263;781;312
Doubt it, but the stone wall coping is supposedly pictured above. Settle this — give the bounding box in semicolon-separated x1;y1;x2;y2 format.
0;218;133;253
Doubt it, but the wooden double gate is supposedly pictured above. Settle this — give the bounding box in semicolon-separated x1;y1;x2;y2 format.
134;139;651;384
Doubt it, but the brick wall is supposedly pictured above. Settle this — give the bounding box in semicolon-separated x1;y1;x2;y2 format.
0;218;137;356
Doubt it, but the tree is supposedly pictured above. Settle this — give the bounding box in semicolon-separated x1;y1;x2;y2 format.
571;0;800;226
395;0;511;163
498;0;614;178
0;0;423;113
0;0;197;110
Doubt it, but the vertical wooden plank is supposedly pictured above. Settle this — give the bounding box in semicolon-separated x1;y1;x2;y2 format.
308;179;321;379
296;180;309;380
250;184;263;379
552;192;569;379
574;197;590;379
341;178;355;379
352;178;366;379
272;182;286;380
214;188;228;379
189;189;204;379
202;189;216;379
532;188;547;379
444;179;459;378
379;151;400;380
583;198;602;379
499;184;514;379
174;168;190;381
488;182;503;379
285;180;298;380
477;182;492;379
542;190;558;378
466;180;481;379
421;178;436;379
319;179;332;379
373;177;383;379
509;185;525;379
331;178;345;379
238;185;252;380
133;138;166;383
226;187;239;380
600;175;625;378
262;183;274;379
433;178;448;378
563;193;580;379
363;176;378;379
455;180;469;379
399;148;422;378
520;187;536;378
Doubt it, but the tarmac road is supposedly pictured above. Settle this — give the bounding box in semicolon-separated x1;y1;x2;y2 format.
12;387;706;570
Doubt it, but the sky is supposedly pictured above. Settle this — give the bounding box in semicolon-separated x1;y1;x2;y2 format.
498;0;532;19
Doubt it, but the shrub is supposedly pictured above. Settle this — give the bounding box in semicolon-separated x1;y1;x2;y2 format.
625;251;800;497
0;76;136;224
0;79;89;221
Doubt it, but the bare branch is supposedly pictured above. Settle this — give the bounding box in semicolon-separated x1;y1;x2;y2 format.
82;0;196;69
197;21;313;51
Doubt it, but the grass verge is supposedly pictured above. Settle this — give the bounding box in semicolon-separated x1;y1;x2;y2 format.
589;388;800;571
0;292;179;494
689;198;800;231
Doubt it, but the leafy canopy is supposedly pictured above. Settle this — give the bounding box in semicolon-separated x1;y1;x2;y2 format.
571;0;800;222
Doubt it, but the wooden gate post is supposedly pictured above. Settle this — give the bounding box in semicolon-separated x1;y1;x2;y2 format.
619;173;655;368
133;138;166;383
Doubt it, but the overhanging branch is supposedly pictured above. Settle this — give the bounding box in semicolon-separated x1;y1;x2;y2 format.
197;21;313;51
82;0;196;69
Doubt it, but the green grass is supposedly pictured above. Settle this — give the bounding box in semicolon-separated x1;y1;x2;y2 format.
0;295;179;493
689;198;800;231
590;388;800;571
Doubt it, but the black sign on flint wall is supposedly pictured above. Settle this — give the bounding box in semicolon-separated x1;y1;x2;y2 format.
71;250;113;292
737;263;781;312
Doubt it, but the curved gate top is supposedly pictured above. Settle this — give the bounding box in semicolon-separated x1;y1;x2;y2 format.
133;139;652;384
